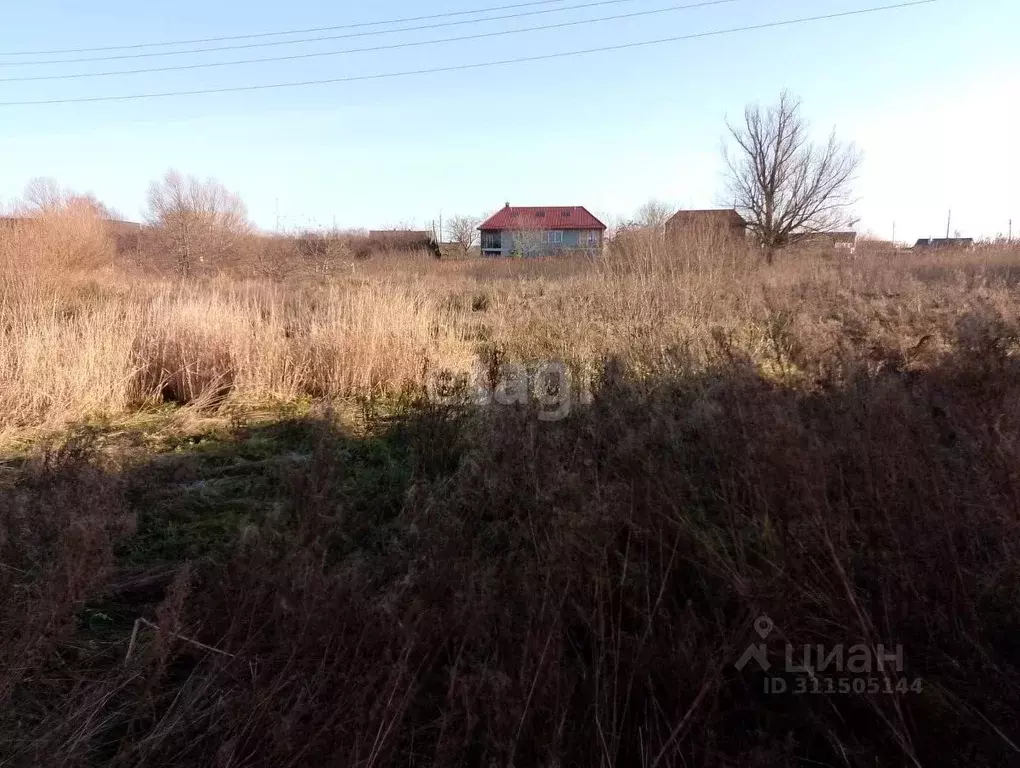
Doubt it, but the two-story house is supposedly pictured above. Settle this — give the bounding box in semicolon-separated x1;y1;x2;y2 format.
478;204;606;257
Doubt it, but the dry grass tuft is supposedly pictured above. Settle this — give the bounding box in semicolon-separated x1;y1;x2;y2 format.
129;328;236;408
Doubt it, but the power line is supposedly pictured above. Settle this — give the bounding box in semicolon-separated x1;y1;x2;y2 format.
0;0;652;66
0;0;739;83
0;0;599;55
0;1;939;108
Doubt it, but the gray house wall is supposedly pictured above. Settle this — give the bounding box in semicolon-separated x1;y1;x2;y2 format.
481;229;603;257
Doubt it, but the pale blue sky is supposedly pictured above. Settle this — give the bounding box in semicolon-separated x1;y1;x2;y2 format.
0;0;1016;243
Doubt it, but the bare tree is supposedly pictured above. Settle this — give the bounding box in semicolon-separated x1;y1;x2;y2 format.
723;91;861;263
633;199;676;237
446;215;481;254
145;170;251;277
21;177;64;213
509;228;549;258
18;177;117;219
295;227;355;274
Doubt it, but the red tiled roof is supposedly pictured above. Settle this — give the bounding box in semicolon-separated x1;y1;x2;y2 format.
478;206;606;231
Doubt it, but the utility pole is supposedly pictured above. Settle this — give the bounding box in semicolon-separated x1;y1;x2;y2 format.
946;209;951;240
1009;218;1013;244
892;221;896;247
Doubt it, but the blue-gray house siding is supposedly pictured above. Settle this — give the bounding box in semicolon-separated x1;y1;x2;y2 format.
480;229;603;257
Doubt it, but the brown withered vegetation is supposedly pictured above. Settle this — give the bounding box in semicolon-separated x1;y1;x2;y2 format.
2;203;1020;765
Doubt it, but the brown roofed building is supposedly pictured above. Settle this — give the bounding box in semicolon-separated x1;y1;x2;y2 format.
368;230;433;245
665;209;748;245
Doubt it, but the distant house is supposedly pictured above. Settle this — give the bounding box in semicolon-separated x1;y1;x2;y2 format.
107;219;144;252
665;209;748;244
914;237;975;251
791;231;858;254
477;204;606;257
0;215;28;229
1;214;140;230
368;230;436;248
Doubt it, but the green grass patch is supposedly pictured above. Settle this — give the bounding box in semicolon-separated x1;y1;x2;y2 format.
117;412;416;567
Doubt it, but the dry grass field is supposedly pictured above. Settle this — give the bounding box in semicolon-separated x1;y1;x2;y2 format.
3;211;1020;765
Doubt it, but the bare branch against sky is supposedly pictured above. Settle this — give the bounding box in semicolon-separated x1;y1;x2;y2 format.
723;91;861;263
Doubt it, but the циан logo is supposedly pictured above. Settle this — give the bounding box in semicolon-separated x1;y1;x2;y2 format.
735;614;924;695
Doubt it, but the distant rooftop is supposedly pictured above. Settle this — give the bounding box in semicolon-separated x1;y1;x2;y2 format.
479;205;606;231
914;237;974;249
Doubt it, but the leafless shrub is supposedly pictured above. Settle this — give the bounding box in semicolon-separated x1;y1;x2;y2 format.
2;178;118;278
145;170;252;277
294;228;356;273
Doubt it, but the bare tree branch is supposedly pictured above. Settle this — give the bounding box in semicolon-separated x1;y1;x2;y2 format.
145;170;251;278
445;215;481;254
633;199;677;238
723;91;861;263
509;228;548;258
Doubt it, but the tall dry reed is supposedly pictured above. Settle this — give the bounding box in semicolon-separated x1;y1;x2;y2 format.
2;219;1019;444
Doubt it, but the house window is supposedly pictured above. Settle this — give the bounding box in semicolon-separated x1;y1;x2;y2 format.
481;231;502;251
587;231;599;246
546;231;563;244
